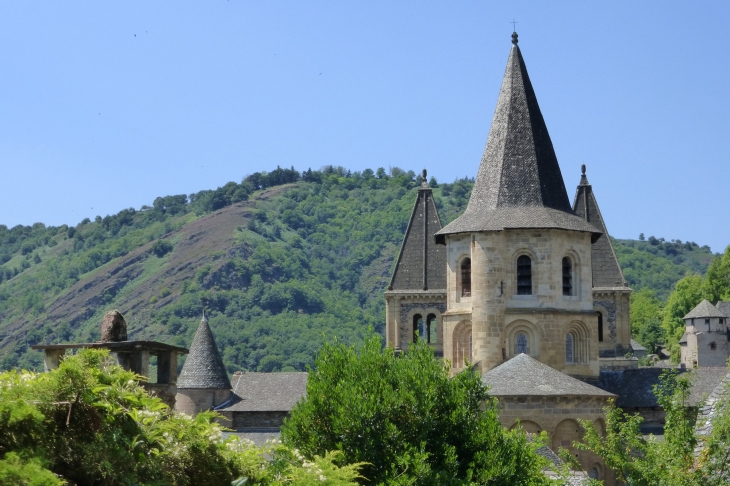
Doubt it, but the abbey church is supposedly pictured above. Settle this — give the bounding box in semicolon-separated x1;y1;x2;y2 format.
385;31;630;375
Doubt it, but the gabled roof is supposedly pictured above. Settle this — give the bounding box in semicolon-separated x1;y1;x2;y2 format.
437;33;600;241
177;312;232;390
716;301;730;318
572;165;627;288
388;171;446;291
218;372;308;412
481;353;615;397
684;300;726;319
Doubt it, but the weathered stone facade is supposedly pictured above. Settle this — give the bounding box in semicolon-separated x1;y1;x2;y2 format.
680;300;730;368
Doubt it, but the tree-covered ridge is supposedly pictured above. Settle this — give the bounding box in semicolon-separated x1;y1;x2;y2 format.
0;165;722;372
0;167;472;372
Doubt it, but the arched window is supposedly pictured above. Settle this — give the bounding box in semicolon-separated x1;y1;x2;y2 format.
452;322;472;367
562;257;572;296
565;334;574;364
517;256;532;295
515;332;529;355
597;313;604;342
413;314;423;342
461;258;472;297
426;313;437;344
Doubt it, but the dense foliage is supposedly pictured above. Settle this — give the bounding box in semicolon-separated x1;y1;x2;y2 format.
0;163;722;372
578;370;730;485
281;333;553;485
0;348;363;485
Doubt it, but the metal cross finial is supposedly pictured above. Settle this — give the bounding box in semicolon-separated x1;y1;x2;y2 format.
511;19;518;32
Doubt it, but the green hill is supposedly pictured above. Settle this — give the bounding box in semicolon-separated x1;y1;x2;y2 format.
0;167;719;372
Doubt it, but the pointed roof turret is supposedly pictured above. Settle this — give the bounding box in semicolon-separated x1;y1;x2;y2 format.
572;165;627;288
388;169;446;291
437;34;600;242
684;300;725;320
177;309;232;389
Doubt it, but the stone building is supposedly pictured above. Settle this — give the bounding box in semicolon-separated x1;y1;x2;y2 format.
385;32;631;379
680;299;730;368
33;310;188;408
482;354;615;483
175;310;233;415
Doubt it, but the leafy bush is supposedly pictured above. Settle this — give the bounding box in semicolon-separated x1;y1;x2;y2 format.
282;333;552;485
150;239;174;257
0;349;363;485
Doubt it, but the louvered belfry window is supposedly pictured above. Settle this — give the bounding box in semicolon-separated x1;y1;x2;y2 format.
562;257;572;296
461;258;472;297
517;255;532;295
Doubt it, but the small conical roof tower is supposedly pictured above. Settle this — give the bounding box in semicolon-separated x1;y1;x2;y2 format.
388;169;446;291
437;33;600;242
177;309;231;389
572;165;627;288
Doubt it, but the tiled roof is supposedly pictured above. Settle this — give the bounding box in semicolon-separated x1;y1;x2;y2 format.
595;368;664;408
437;36;601;241
177;313;232;389
688;367;729;407
389;173;446;291
219;372;308;412
695;372;730;438
482;353;615;397
714;301;730;318
572;167;627;288
594;367;726;408
679;332;689;345
684;300;725;319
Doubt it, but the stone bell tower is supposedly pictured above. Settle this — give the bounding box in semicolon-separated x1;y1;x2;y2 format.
384;170;447;356
435;32;603;377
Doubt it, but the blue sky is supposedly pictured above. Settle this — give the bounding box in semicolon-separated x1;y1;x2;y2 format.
1;2;729;253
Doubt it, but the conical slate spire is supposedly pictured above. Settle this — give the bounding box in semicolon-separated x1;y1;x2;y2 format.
437;35;600;242
177;310;232;389
389;169;446;291
572;166;627;288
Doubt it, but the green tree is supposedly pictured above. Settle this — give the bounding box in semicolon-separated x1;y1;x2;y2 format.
663;274;704;362
577;371;698;486
630;288;664;352
281;334;552;485
704;246;730;303
0;349;362;485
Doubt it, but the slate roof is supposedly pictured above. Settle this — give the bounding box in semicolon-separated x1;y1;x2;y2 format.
389;171;446;291
219;372;308;412
596;368;664;408
572;166;627;288
177;312;232;389
684;300;725;319
630;339;647;352
482;353;615;397
696;372;730;438
688;368;729;407
593;367;727;408
437;34;601;242
714;301;730;318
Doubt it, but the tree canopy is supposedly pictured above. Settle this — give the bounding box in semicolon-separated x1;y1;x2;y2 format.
281;334;553;485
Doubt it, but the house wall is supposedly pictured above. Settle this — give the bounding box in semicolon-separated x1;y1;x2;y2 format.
496;394;615;485
175;388;232;415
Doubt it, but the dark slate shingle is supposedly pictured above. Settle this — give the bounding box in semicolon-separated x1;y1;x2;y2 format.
389;177;446;291
220;372;308;412
716;301;730;318
177;314;232;389
572;168;626;288
482;353;615;397
437;39;601;242
684;300;726;319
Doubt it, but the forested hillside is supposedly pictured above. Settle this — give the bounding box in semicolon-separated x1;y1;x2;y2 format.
0;166;721;372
